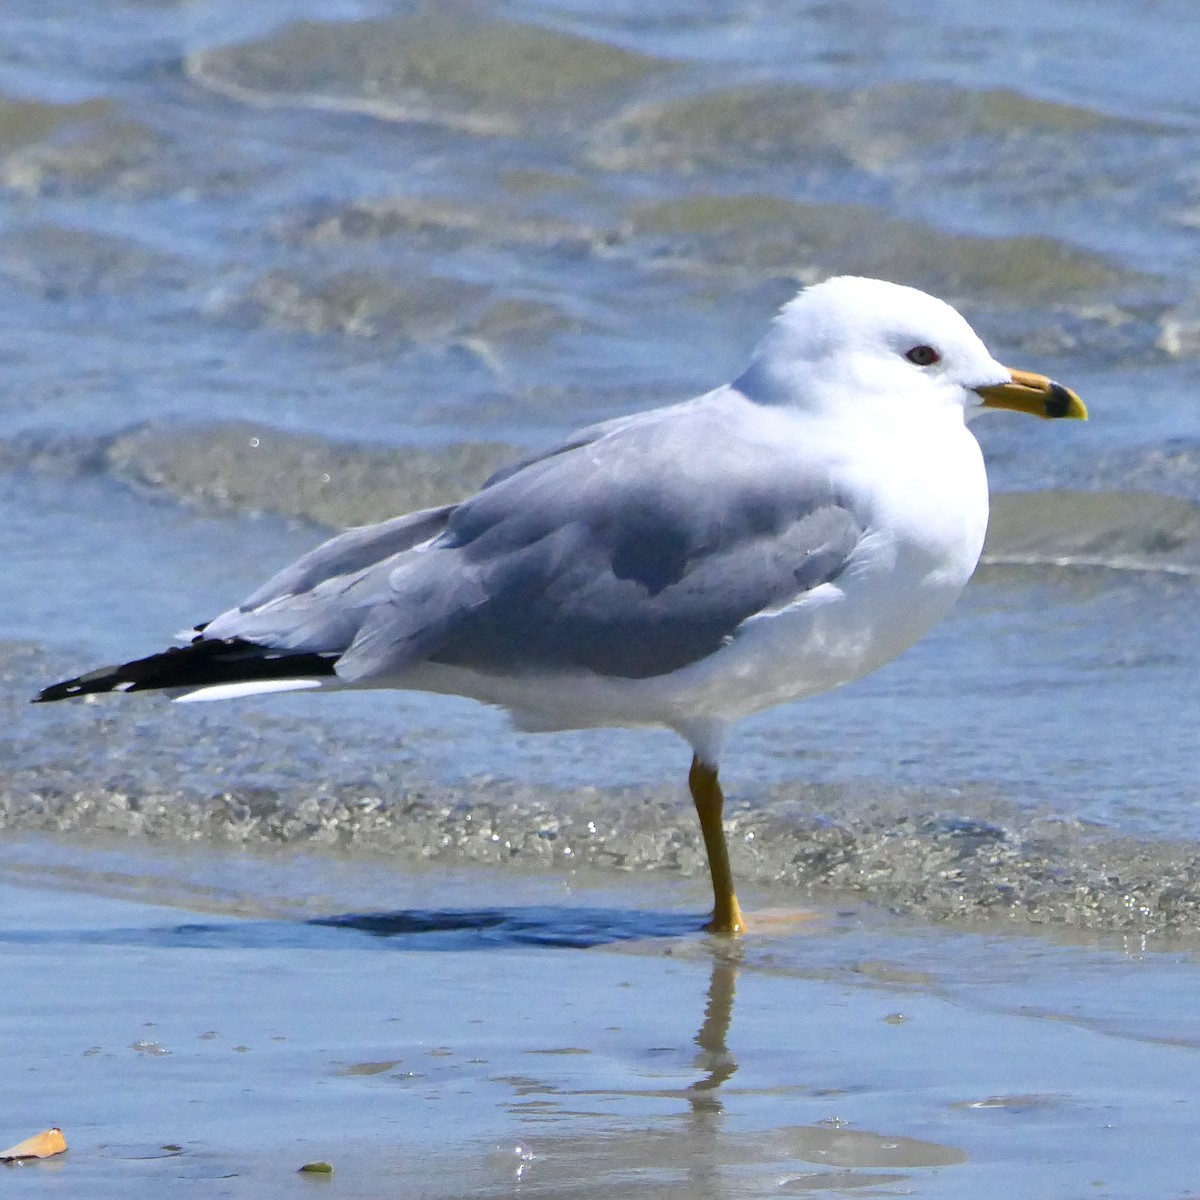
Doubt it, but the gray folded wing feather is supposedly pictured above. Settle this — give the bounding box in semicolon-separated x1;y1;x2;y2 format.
330;397;866;683
201;505;455;651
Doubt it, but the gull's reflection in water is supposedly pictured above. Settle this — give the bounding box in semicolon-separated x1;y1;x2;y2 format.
687;942;742;1111
677;942;744;1200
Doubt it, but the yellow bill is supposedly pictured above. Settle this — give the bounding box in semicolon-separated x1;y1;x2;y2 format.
976;368;1087;420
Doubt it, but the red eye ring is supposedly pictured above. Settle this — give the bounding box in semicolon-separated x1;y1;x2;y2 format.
905;345;940;367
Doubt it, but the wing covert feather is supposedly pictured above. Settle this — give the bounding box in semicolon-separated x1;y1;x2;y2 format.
335;398;865;682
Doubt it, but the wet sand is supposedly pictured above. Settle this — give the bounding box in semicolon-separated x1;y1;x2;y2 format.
3;836;1199;1199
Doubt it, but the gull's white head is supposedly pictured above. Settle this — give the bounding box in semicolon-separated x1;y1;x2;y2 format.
735;276;1085;425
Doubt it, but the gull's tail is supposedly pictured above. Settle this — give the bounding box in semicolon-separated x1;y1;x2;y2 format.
33;637;339;704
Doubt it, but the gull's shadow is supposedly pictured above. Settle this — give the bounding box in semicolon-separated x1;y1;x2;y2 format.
310;905;703;949
1;906;704;952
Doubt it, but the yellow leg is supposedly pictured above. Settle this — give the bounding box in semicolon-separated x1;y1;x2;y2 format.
688;756;747;935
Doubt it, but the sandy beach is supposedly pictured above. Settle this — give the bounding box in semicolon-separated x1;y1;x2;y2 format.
3;834;1199;1200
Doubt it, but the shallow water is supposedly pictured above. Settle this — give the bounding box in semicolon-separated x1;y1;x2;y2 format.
5;849;1200;1200
3;2;1200;1192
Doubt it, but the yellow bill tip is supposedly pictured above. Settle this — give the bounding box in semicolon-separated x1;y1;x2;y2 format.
1043;381;1088;421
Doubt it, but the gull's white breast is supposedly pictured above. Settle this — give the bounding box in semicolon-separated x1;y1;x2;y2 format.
673;410;990;725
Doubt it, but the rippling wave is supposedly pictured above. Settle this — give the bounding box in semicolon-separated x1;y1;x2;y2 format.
5;760;1200;938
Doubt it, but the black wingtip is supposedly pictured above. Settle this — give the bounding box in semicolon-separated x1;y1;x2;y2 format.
33;638;338;704
34;664;128;703
34;681;76;703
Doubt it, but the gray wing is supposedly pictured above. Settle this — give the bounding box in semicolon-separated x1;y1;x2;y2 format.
333;395;865;683
240;505;454;609
202;418;641;650
201;504;455;651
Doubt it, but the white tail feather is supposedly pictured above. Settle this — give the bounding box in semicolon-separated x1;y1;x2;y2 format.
173;678;327;704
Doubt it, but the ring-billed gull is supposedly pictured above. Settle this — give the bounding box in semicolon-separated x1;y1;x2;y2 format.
36;276;1086;934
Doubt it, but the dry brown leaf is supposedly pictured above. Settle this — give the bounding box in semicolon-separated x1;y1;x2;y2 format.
0;1127;68;1162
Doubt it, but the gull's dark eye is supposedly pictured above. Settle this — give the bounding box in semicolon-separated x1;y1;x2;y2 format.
905;345;940;367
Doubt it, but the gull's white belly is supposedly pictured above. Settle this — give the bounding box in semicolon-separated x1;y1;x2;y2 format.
664;533;974;724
